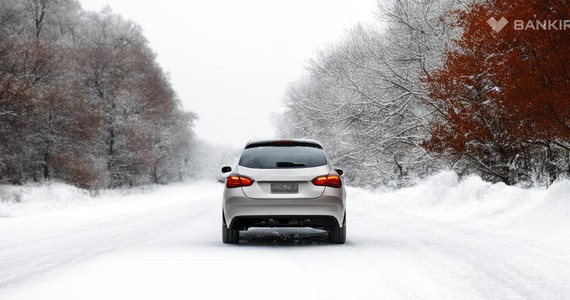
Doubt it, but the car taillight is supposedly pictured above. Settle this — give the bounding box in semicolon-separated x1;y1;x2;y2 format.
226;175;255;188
311;174;342;188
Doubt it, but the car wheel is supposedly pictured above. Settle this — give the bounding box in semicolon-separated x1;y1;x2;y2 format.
222;212;239;244
328;214;346;244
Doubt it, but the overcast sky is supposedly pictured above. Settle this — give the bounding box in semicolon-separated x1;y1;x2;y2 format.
79;0;379;148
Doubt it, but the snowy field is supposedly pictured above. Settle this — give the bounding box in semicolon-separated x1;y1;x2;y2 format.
1;172;569;299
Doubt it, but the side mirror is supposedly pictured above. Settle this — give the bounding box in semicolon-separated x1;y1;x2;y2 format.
221;166;232;173
335;168;344;176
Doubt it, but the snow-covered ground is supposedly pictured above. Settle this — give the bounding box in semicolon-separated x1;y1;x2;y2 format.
1;172;569;299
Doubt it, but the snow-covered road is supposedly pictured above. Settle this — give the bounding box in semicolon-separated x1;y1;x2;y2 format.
1;173;569;299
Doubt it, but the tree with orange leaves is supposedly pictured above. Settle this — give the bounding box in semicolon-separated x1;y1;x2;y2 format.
424;0;570;184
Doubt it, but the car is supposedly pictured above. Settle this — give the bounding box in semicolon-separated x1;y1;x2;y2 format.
221;139;346;244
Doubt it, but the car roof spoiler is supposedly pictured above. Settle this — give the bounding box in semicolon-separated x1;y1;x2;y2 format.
245;140;323;149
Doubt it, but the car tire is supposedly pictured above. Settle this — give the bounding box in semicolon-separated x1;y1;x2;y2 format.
222;225;240;244
222;212;239;244
328;226;346;244
328;214;346;244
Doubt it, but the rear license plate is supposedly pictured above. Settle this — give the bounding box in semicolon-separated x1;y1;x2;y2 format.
271;182;298;193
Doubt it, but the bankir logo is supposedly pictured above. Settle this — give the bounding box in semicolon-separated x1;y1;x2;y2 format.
487;17;509;33
487;17;570;33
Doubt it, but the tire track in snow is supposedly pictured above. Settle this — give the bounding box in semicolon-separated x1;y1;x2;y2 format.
0;200;217;291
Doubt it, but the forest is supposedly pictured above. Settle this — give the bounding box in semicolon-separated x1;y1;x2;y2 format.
279;0;569;187
1;0;568;190
0;0;195;189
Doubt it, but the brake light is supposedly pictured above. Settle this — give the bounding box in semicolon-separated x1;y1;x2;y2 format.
226;175;255;188
311;174;342;188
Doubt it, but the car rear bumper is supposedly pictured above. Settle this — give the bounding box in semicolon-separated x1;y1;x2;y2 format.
223;187;345;229
230;215;340;230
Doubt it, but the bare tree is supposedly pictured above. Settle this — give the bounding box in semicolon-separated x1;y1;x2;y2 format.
0;1;196;189
280;0;466;186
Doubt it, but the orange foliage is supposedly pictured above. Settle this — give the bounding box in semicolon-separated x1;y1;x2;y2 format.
425;0;570;162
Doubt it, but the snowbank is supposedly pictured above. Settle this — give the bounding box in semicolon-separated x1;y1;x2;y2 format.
0;181;223;218
0;182;92;217
348;171;562;221
348;171;570;255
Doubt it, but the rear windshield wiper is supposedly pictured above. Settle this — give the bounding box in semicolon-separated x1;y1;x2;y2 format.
275;161;307;167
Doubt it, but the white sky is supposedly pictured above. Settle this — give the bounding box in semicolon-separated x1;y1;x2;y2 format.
78;0;379;148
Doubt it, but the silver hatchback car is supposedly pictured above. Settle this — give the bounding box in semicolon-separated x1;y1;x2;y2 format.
221;139;346;244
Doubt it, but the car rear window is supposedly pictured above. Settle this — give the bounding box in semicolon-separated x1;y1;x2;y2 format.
239;146;327;169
